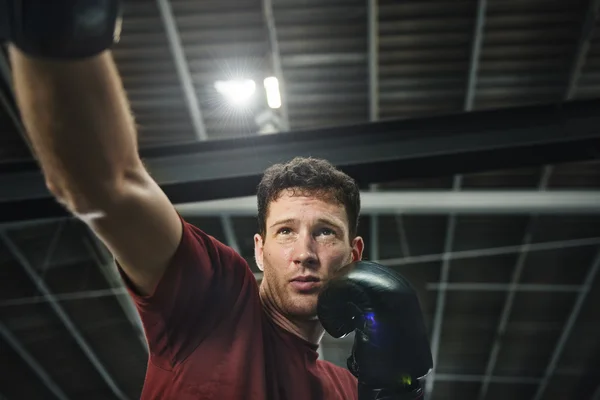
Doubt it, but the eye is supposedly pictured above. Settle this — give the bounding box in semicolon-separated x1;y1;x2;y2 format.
318;227;336;236
277;227;292;235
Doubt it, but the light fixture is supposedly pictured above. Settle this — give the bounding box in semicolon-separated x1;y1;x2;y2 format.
214;79;256;105
264;76;282;109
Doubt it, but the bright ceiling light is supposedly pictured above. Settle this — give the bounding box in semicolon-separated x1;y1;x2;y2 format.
264;76;282;109
214;79;256;105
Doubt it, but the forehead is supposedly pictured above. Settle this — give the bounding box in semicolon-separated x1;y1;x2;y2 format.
266;191;347;225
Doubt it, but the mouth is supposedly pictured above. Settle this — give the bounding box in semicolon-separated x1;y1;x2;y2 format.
290;276;321;292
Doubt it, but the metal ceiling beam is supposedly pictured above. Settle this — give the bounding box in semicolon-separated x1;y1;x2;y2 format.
4;218;599;272
436;374;540;384
0;287;128;307
394;214;411;258
427;283;582;293
156;0;208;141
1;282;583;306
366;4;411;261
83;235;148;353
382;236;600;268
565;0;600;100
369;187;380;262
0;321;69;400
432;13;486;396
220;215;241;254
477;166;553;400
532;247;600;400
368;0;379;121
0;233;129;400
1;280;585;307
174;191;600;216
367;0;381;260
0;52;30;152
262;0;290;131
465;0;487;111
593;383;600;400
2;98;600;223
424;176;461;398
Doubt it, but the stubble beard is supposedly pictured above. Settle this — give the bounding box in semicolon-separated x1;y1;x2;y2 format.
261;269;320;321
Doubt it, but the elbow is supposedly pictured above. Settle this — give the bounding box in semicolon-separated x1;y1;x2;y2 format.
46;165;145;218
46;177;119;219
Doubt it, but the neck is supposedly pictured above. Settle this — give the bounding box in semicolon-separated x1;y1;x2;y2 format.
260;286;324;344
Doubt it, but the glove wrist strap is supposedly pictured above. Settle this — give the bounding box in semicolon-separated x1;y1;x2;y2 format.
1;0;122;59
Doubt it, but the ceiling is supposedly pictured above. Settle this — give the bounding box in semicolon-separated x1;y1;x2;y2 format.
1;0;600;399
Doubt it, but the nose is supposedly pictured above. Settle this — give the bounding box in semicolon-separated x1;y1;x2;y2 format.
293;231;318;268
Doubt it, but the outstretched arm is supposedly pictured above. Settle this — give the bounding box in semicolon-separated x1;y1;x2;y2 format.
9;46;182;295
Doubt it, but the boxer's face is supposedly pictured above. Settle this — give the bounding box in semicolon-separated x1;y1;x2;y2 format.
254;190;364;320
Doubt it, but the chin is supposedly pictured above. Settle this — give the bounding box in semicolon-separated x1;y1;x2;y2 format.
286;295;318;319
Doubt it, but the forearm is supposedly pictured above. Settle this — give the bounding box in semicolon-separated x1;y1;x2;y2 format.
9;46;141;208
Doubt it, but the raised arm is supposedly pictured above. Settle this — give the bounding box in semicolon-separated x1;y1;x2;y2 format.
8;46;181;296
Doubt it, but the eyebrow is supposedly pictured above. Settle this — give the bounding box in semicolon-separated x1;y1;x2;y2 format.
269;217;345;230
269;218;296;229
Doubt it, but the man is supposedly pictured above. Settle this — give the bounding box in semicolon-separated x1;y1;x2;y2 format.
6;23;364;400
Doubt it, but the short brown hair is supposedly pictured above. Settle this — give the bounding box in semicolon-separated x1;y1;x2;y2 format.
257;157;361;240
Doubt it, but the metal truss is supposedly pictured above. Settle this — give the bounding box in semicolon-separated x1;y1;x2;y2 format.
3;99;600;223
155;0;208;141
426;283;583;293
478;166;552;399
176;190;600;216
0;321;69;400
83;235;148;353
262;0;290;131
532;248;600;400
424;175;462;397
0;233;129;400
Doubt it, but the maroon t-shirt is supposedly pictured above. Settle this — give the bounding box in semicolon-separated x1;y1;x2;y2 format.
119;217;357;399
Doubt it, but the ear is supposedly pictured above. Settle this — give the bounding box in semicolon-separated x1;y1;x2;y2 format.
254;234;265;271
350;236;364;262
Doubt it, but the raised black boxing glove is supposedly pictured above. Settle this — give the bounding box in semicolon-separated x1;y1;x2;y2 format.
317;261;433;400
0;0;122;59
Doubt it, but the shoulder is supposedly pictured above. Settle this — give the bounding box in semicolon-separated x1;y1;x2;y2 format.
178;219;247;268
317;359;357;386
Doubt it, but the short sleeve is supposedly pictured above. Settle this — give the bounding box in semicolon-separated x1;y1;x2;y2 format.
117;215;256;369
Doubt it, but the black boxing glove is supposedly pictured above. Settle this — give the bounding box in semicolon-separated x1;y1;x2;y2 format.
0;0;122;59
317;261;433;400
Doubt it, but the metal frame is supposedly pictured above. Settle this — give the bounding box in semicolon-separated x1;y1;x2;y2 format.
0;321;69;400
366;2;410;260
464;0;487;112
368;187;380;262
220;215;241;254
368;0;379;122
175;191;600;216
2;98;600;223
83;235;148;353
156;0;247;263
262;0;290;131
0;233;129;400
565;0;600;100
381;236;600;268
426;283;583;293
156;0;208;141
6;235;598;306
532;248;600;400
477;166;553;400
593;383;600;400
367;0;381;264
424;176;461;398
